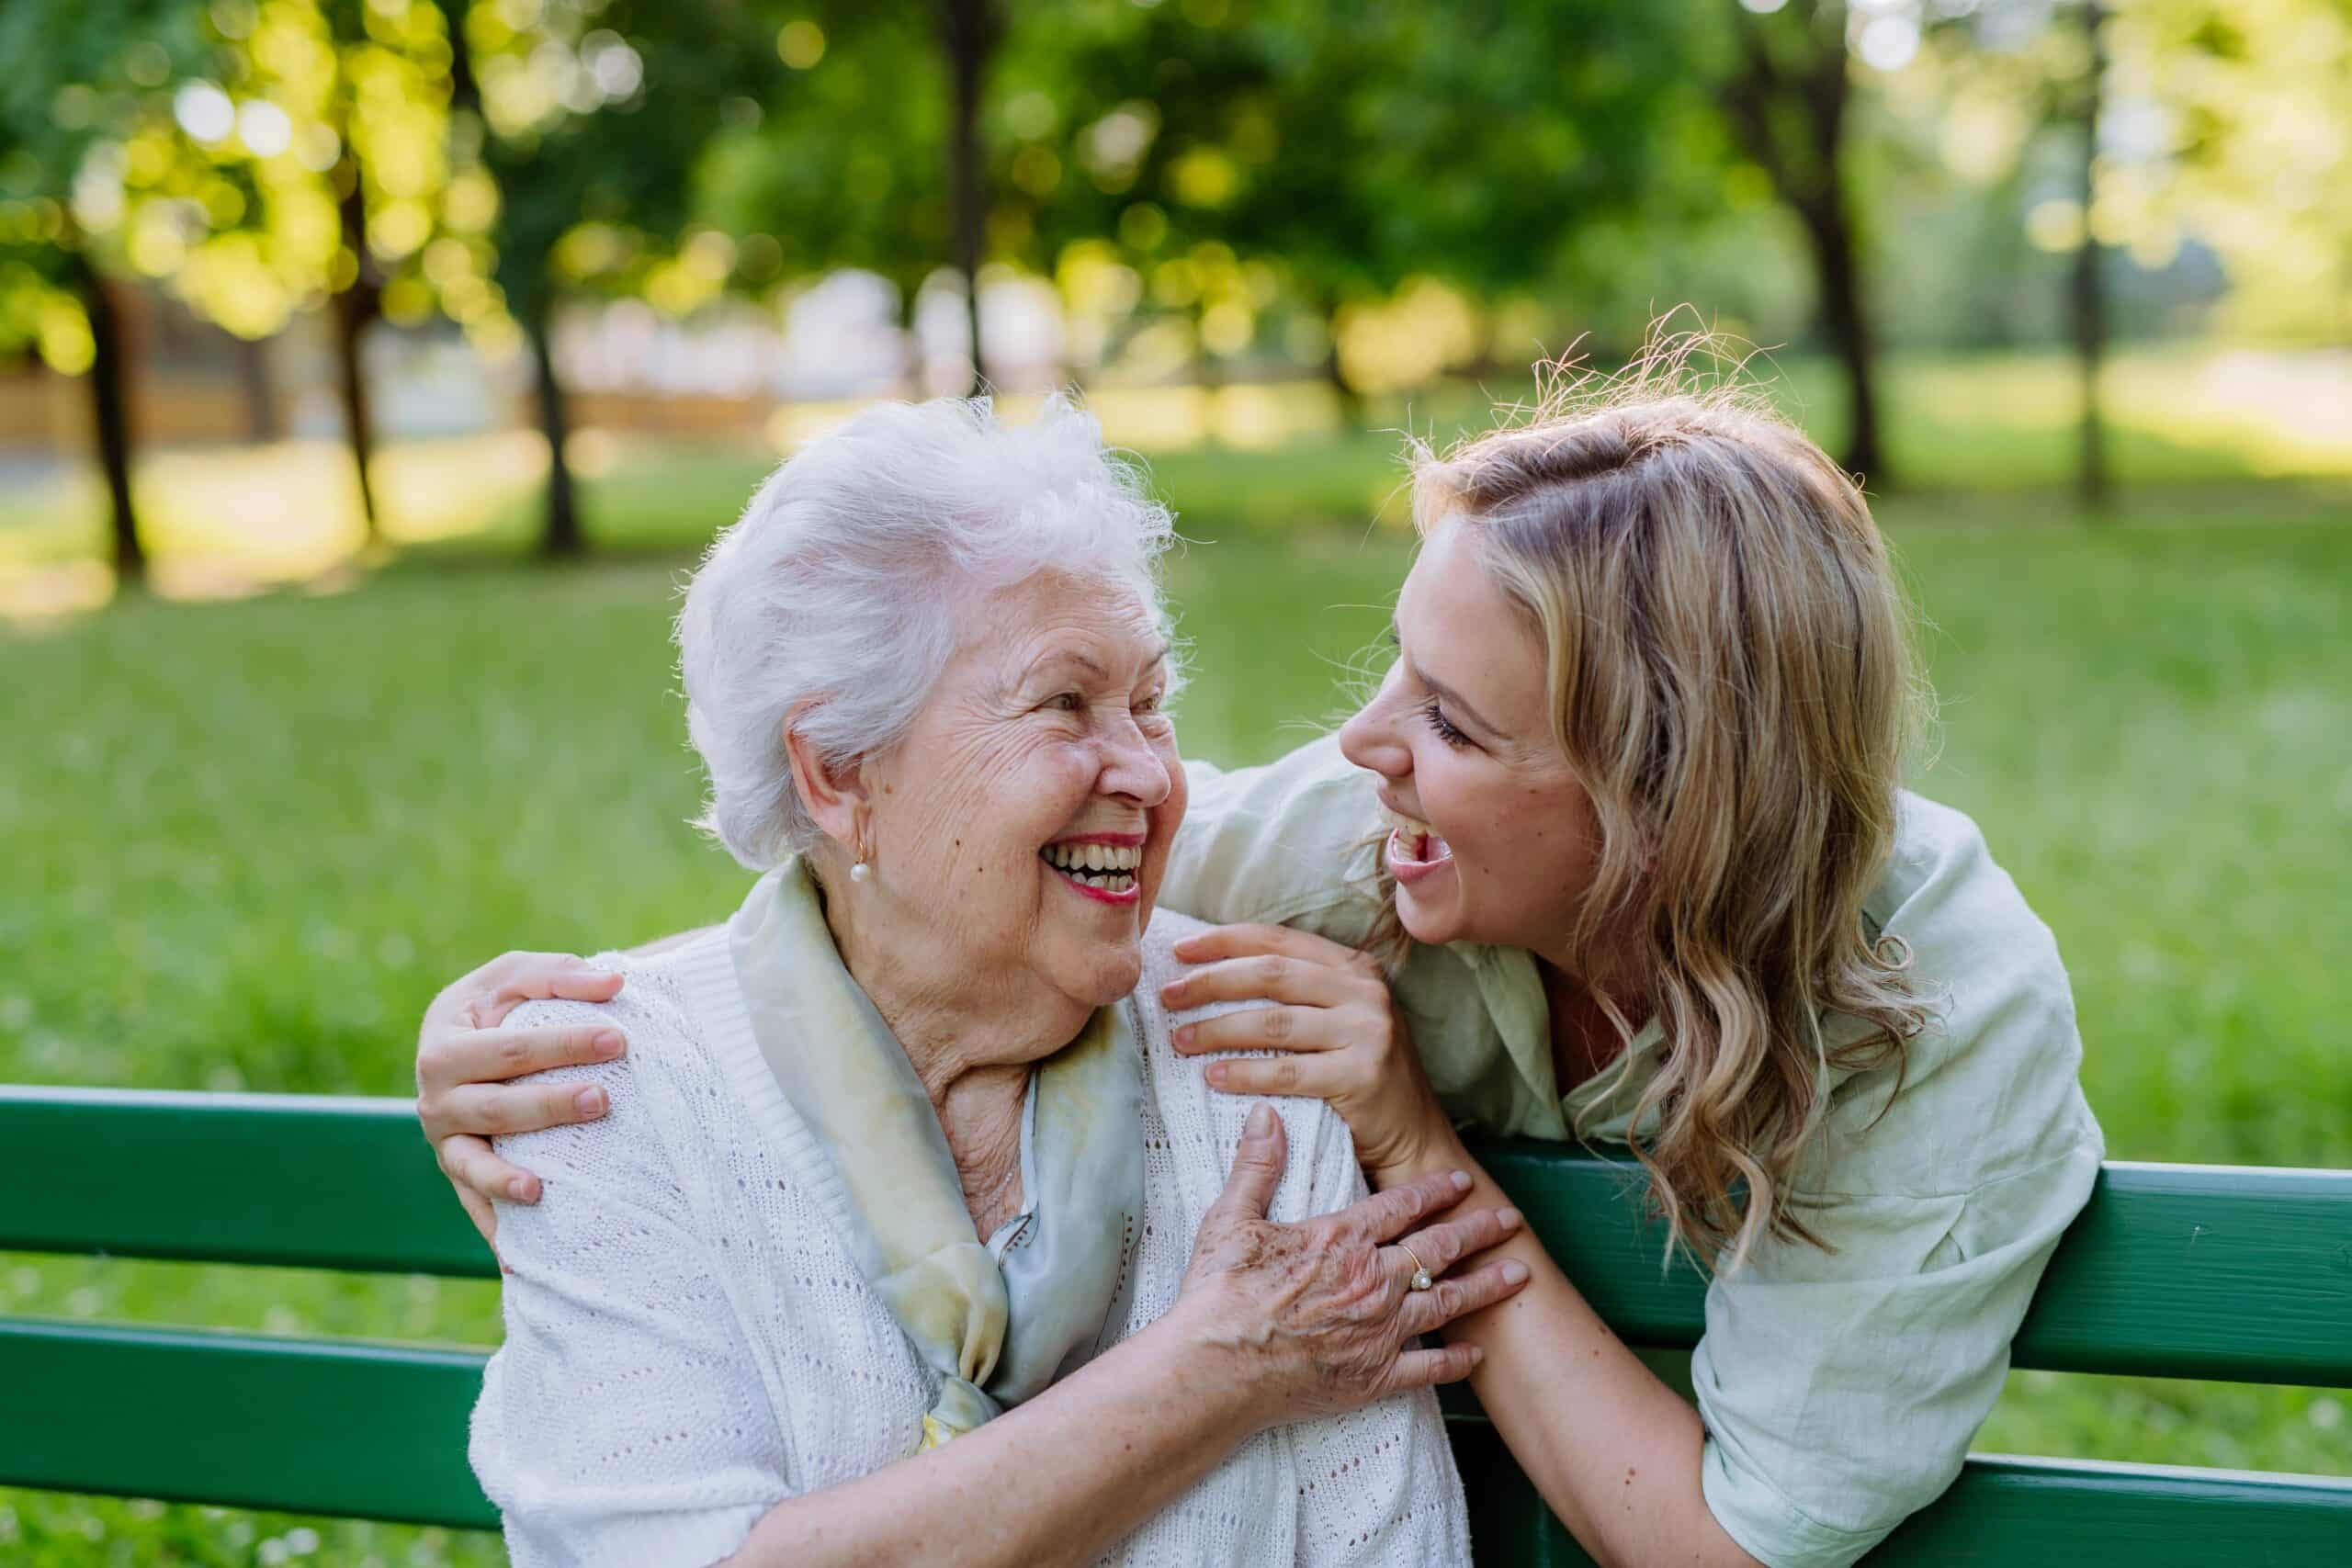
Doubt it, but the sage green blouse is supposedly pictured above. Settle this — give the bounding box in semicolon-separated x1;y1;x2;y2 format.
1159;736;2105;1568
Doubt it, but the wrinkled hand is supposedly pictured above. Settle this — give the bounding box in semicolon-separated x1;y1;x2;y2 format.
414;951;628;1252
1162;923;1448;1181
1171;1103;1528;1428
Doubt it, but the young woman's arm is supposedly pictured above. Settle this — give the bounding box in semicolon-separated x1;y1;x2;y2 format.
1374;1130;1762;1568
413;743;1389;1247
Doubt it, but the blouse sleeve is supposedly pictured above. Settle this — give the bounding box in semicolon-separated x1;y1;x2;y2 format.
1692;1143;2101;1567
1162;737;1385;941
468;989;793;1568
1690;794;2106;1568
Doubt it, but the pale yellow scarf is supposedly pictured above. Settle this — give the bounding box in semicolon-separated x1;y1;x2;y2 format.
726;858;1145;1447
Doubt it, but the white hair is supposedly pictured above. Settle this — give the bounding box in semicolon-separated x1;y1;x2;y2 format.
676;396;1181;870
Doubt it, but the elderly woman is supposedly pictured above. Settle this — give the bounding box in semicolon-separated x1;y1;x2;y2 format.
458;400;1521;1566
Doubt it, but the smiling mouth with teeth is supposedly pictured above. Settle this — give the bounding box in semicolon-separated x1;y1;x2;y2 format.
1040;835;1145;903
1378;804;1453;874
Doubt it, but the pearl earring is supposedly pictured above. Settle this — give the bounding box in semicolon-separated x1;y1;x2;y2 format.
849;860;871;884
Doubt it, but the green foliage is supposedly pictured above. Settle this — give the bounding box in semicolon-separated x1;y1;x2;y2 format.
0;0;211;366
993;0;1707;366
694;3;952;305
464;0;774;322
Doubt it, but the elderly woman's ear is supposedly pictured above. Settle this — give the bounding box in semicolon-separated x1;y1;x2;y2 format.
780;711;870;865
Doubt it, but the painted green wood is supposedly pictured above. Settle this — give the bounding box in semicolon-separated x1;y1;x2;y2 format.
5;1089;2347;1382
8;1316;2347;1558
0;1318;499;1530
1476;1140;2352;1388
1450;1418;2352;1565
0;1086;499;1280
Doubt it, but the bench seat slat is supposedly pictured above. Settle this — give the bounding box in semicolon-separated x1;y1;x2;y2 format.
6;1318;2347;1560
1446;1420;2352;1565
0;1318;498;1530
5;1089;2348;1385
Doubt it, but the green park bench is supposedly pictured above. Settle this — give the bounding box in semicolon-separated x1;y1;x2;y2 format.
3;1085;2347;1562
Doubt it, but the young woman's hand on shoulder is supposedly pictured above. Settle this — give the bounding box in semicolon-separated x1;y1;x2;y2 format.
1160;923;1452;1184
414;949;629;1248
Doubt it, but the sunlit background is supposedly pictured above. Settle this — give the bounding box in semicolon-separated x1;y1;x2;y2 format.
3;0;2348;1561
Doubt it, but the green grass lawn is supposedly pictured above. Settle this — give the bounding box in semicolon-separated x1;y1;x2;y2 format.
2;369;2348;1558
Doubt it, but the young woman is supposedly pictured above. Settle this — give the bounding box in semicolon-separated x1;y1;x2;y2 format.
416;367;2101;1568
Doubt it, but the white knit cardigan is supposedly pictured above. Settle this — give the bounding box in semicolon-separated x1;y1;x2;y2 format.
468;908;1472;1567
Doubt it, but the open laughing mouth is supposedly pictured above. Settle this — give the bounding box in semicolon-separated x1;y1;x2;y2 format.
1380;805;1453;885
1039;833;1144;904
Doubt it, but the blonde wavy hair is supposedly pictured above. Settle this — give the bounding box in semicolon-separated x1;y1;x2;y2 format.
1402;347;1931;1271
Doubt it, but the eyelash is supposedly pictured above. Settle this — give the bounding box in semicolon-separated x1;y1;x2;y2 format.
1419;697;1472;749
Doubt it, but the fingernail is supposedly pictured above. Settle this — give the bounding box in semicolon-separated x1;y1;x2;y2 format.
1450;1170;1473;1192
1466;1345;1485;1365
574;1086;606;1115
1247;1103;1274;1136
1498;1207;1522;1231
1501;1259;1529;1285
594;1031;626;1058
1204;1062;1226;1087
508;1176;536;1201
1174;1024;1195;1048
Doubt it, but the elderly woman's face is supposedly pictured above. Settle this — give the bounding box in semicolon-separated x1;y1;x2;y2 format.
861;569;1185;1008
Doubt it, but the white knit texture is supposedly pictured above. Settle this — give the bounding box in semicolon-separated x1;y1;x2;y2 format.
469;909;1470;1566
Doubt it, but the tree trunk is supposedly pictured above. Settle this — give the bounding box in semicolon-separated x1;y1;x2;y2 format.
1314;289;1367;431
68;253;142;584
899;275;928;398
1798;193;1884;482
236;334;281;444
527;307;582;558
1723;1;1888;485
334;174;382;542
940;0;992;397
2073;0;2110;508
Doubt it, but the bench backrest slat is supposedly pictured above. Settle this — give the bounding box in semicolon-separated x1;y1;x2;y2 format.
5;1089;2349;1386
0;1087;497;1280
1479;1142;2352;1390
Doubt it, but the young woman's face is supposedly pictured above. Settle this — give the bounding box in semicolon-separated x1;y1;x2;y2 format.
1337;513;1602;963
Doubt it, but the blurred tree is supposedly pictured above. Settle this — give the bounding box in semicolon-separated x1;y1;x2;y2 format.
940;0;995;395
1015;0;1701;419
696;4;956;389
1716;0;1887;479
1893;0;2120;498
0;0;218;582
452;0;770;556
2072;0;2109;505
2109;0;2352;342
3;0;483;570
206;0;470;547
